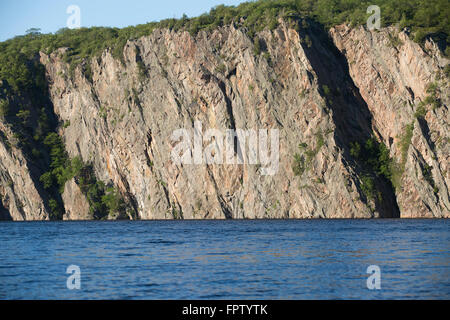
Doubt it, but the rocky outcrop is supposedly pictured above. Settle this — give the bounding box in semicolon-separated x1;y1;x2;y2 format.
62;178;91;220
0;121;50;220
0;22;448;219
331;25;449;218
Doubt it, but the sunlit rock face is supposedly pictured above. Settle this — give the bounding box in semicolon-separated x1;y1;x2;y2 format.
1;22;448;220
331;25;449;218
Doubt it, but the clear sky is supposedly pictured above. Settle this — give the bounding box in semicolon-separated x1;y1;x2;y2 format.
0;0;248;41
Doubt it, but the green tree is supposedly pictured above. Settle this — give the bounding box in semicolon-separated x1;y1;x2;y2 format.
0;99;9;118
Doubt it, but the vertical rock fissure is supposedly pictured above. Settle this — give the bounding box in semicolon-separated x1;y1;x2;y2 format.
299;24;400;218
0;59;66;219
0;197;11;220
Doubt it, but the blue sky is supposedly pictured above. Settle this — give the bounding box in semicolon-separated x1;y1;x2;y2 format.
0;0;248;41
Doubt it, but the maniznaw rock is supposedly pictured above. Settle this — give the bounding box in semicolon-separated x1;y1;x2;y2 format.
0;22;448;220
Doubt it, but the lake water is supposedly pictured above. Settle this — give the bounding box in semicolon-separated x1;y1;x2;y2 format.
0;220;448;300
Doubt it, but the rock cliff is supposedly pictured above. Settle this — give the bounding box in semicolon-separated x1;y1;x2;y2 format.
331;25;449;218
0;21;448;220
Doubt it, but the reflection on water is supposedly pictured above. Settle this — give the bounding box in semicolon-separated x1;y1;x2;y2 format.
0;220;448;300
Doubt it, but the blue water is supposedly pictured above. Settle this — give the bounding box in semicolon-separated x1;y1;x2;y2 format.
0;220;448;300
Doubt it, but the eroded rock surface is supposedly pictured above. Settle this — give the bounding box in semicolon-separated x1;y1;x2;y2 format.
331;25;449;218
1;22;448;219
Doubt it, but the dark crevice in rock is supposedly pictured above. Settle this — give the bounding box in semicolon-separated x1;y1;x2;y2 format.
116;173;139;220
206;166;233;219
0;198;12;221
226;67;237;79
299;23;400;218
0;72;65;219
158;179;172;218
217;80;236;131
417;117;437;154
406;86;415;101
217;79;241;155
218;196;233;219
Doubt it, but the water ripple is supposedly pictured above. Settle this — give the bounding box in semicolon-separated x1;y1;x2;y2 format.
0;220;448;299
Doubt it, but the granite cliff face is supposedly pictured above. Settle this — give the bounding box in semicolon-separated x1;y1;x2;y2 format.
0;21;448;220
0;121;50;220
331;25;449;218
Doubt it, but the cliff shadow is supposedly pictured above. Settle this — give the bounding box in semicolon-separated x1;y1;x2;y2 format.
297;20;400;218
0;199;12;220
0;64;65;220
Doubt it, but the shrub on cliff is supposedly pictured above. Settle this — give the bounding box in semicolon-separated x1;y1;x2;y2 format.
0;2;448;96
0;99;8;118
351;138;394;182
350;137;398;198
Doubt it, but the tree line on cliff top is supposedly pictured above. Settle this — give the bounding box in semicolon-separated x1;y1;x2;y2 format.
1;0;449;89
